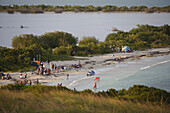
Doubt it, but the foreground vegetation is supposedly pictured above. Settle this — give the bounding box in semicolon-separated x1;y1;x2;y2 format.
0;4;170;13
0;84;170;112
0;24;170;72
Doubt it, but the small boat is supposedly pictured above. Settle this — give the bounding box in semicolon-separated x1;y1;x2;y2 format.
87;70;95;76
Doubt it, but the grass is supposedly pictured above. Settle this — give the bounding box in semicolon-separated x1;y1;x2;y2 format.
0;85;170;113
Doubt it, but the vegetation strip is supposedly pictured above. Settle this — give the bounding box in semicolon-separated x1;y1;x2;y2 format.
0;5;170;13
0;84;170;112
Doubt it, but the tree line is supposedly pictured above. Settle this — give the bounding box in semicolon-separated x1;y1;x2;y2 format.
0;24;170;71
54;24;170;56
0;31;78;71
0;4;170;13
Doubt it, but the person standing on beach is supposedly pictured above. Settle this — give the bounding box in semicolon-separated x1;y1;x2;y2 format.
50;63;53;71
48;68;51;75
20;72;23;79
94;82;97;89
24;72;27;78
66;74;69;80
37;68;40;75
93;82;97;92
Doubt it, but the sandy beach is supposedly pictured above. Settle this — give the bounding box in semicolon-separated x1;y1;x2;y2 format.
1;47;170;91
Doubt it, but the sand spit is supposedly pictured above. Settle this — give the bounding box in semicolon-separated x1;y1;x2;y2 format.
0;48;170;87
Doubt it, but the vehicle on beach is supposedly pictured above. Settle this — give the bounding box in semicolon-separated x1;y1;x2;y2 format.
87;70;95;76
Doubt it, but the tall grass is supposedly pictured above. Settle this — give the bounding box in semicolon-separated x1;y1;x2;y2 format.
0;89;170;113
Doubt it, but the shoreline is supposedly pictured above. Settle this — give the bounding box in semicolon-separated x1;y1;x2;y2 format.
1;48;170;91
1;11;169;14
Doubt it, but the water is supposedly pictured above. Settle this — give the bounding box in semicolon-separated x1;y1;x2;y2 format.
66;55;170;92
0;12;170;48
0;0;170;7
100;59;170;92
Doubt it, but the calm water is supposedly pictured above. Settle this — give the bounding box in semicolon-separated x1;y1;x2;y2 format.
0;12;170;48
100;59;170;92
66;55;170;92
0;0;170;7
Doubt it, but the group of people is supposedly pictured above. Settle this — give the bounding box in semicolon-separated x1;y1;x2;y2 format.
36;61;82;75
19;72;27;79
19;72;33;85
37;66;50;75
17;79;32;86
114;57;123;62
1;73;12;80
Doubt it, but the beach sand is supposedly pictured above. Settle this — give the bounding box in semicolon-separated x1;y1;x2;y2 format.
1;48;170;91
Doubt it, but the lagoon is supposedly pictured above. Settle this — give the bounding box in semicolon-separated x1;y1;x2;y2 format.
0;12;170;48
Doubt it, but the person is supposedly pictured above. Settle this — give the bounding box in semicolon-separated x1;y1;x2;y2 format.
43;63;45;68
93;82;97;92
60;83;62;86
20;73;23;79
44;68;47;74
6;73;11;80
24;72;27;78
57;83;60;86
95;77;100;81
50;63;53;71
55;64;57;70
48;68;51;75
40;66;43;75
78;61;82;68
1;76;4;80
66;74;69;80
93;82;97;89
37;68;40;75
29;80;32;85
24;79;27;85
74;88;76;92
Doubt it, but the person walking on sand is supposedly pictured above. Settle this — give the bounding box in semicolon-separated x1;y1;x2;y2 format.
93;82;97;92
66;74;69;80
93;82;97;89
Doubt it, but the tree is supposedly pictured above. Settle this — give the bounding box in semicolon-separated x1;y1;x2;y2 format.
79;37;99;45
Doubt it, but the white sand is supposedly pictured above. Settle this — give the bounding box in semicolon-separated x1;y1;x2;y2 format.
1;48;170;90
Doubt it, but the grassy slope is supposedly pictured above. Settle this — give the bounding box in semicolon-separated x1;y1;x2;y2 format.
0;89;170;113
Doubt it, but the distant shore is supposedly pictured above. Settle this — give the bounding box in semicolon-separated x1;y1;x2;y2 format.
1;48;170;90
0;5;169;14
1;11;169;14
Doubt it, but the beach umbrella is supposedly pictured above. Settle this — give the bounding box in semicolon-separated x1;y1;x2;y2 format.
34;61;40;63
